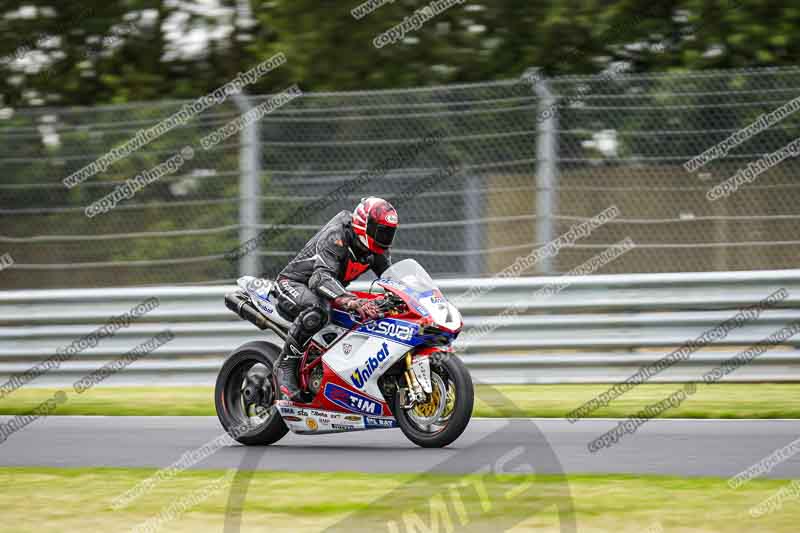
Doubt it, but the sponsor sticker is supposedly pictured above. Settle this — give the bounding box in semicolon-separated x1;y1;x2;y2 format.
324;383;382;415
350;342;390;389
364;320;417;342
364;416;397;428
255;294;275;314
306;418;318;431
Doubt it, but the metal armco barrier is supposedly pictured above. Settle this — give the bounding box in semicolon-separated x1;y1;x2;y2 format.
1;269;800;386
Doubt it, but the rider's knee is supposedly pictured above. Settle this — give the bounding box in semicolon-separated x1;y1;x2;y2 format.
299;306;328;332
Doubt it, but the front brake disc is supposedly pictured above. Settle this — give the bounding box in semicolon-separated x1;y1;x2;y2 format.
407;373;447;428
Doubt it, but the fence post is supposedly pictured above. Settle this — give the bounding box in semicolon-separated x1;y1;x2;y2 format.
464;173;483;276
232;93;262;277
531;71;559;275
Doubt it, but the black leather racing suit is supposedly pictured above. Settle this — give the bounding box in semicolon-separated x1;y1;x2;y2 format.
273;210;391;350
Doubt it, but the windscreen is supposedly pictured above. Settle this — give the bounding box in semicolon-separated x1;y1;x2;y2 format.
379;259;438;295
378;259;460;329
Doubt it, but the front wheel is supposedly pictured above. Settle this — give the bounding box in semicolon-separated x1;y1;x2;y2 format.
394;352;474;448
215;341;289;445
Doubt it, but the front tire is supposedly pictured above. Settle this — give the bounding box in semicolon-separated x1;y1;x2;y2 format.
394;353;474;448
215;341;289;446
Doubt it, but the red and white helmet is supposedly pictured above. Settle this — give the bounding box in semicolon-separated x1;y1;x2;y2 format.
352;197;398;255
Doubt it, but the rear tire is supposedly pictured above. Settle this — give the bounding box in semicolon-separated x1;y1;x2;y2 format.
394;353;474;448
215;341;289;446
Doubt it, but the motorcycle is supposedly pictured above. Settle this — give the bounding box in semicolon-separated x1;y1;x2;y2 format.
216;259;474;448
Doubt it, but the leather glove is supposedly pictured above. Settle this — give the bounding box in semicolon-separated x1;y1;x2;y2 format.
333;295;383;321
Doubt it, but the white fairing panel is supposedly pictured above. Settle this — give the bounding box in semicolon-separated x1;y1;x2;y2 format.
417;295;462;331
237;276;292;329
324;332;411;400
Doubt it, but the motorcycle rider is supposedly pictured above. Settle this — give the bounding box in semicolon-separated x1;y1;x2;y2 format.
273;197;399;401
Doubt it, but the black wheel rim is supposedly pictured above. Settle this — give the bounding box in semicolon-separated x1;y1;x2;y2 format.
222;356;276;436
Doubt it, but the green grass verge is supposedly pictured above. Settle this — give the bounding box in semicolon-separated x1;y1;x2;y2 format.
1;466;796;532
1;383;799;418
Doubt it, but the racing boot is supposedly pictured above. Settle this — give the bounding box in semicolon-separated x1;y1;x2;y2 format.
275;340;303;402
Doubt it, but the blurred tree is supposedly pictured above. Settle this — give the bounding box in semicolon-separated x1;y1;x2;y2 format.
1;0;798;108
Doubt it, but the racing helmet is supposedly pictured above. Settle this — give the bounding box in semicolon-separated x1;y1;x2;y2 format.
351;197;398;255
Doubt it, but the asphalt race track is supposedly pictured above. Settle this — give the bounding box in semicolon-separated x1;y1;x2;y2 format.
2;416;800;478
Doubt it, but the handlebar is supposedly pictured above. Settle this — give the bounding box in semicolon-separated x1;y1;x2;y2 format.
334;293;407;326
375;292;405;314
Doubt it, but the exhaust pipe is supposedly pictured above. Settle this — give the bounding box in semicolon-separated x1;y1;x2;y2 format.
225;291;288;340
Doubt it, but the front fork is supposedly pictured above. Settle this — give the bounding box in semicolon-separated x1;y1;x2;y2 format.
401;349;438;407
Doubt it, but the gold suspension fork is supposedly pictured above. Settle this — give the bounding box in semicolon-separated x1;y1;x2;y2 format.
404;352;424;402
404;353;416;390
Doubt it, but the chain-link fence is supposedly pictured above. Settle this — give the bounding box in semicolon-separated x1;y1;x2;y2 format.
1;67;799;289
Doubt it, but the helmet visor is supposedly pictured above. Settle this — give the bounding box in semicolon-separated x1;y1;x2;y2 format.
368;219;396;248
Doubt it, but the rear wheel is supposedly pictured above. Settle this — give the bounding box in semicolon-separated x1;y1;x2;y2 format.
394;353;474;448
215;341;289;445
